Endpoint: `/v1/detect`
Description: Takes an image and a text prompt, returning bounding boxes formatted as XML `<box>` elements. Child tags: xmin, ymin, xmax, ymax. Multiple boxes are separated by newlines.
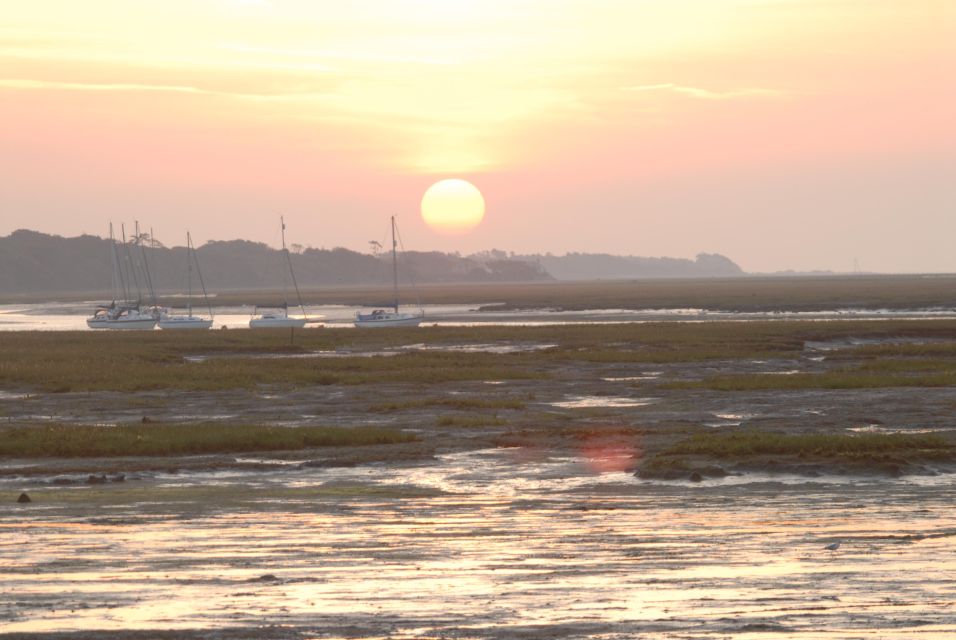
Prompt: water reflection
<box><xmin>3</xmin><ymin>448</ymin><xmax>955</xmax><ymax>636</ymax></box>
<box><xmin>7</xmin><ymin>302</ymin><xmax>956</xmax><ymax>331</ymax></box>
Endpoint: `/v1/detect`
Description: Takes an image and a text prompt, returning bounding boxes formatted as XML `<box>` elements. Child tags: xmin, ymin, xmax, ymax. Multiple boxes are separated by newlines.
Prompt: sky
<box><xmin>1</xmin><ymin>0</ymin><xmax>953</xmax><ymax>272</ymax></box>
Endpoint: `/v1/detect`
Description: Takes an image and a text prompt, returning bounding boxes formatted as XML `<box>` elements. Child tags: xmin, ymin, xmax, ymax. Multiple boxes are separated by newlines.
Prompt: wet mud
<box><xmin>3</xmin><ymin>335</ymin><xmax>956</xmax><ymax>637</ymax></box>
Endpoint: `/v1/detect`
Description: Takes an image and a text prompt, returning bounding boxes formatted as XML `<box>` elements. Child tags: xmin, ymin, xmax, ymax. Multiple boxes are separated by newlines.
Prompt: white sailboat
<box><xmin>250</xmin><ymin>217</ymin><xmax>315</xmax><ymax>328</ymax></box>
<box><xmin>354</xmin><ymin>216</ymin><xmax>424</xmax><ymax>328</ymax></box>
<box><xmin>87</xmin><ymin>223</ymin><xmax>158</xmax><ymax>330</ymax></box>
<box><xmin>158</xmin><ymin>232</ymin><xmax>214</xmax><ymax>330</ymax></box>
<box><xmin>87</xmin><ymin>303</ymin><xmax>159</xmax><ymax>330</ymax></box>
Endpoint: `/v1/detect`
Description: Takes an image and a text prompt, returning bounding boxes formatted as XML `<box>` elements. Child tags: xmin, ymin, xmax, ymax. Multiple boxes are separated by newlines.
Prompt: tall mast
<box><xmin>281</xmin><ymin>216</ymin><xmax>307</xmax><ymax>319</ymax></box>
<box><xmin>108</xmin><ymin>222</ymin><xmax>121</xmax><ymax>304</ymax></box>
<box><xmin>391</xmin><ymin>215</ymin><xmax>399</xmax><ymax>313</ymax></box>
<box><xmin>189</xmin><ymin>231</ymin><xmax>214</xmax><ymax>322</ymax></box>
<box><xmin>136</xmin><ymin>220</ymin><xmax>157</xmax><ymax>306</ymax></box>
<box><xmin>186</xmin><ymin>232</ymin><xmax>193</xmax><ymax>316</ymax></box>
<box><xmin>121</xmin><ymin>223</ymin><xmax>140</xmax><ymax>304</ymax></box>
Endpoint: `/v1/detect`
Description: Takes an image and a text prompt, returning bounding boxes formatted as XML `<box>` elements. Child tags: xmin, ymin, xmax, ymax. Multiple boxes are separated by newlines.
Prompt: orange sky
<box><xmin>1</xmin><ymin>1</ymin><xmax>953</xmax><ymax>272</ymax></box>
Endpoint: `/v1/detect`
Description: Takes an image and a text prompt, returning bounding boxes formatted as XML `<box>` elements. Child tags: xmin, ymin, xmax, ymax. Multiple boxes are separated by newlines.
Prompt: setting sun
<box><xmin>420</xmin><ymin>179</ymin><xmax>486</xmax><ymax>235</ymax></box>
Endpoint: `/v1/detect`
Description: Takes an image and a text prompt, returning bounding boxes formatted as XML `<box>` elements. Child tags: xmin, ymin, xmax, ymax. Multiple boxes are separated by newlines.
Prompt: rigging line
<box><xmin>189</xmin><ymin>232</ymin><xmax>215</xmax><ymax>322</ymax></box>
<box><xmin>121</xmin><ymin>224</ymin><xmax>141</xmax><ymax>304</ymax></box>
<box><xmin>393</xmin><ymin>217</ymin><xmax>423</xmax><ymax>311</ymax></box>
<box><xmin>281</xmin><ymin>216</ymin><xmax>307</xmax><ymax>319</ymax></box>
<box><xmin>109</xmin><ymin>222</ymin><xmax>123</xmax><ymax>305</ymax></box>
<box><xmin>138</xmin><ymin>226</ymin><xmax>158</xmax><ymax>306</ymax></box>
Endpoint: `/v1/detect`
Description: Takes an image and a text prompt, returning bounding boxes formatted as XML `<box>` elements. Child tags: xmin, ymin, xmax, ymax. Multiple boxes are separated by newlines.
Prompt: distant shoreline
<box><xmin>4</xmin><ymin>274</ymin><xmax>956</xmax><ymax>313</ymax></box>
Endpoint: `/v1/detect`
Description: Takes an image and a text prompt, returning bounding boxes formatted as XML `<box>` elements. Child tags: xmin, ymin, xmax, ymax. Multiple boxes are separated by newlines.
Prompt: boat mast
<box><xmin>109</xmin><ymin>222</ymin><xmax>125</xmax><ymax>304</ymax></box>
<box><xmin>281</xmin><ymin>216</ymin><xmax>307</xmax><ymax>319</ymax></box>
<box><xmin>391</xmin><ymin>215</ymin><xmax>399</xmax><ymax>313</ymax></box>
<box><xmin>136</xmin><ymin>221</ymin><xmax>157</xmax><ymax>307</ymax></box>
<box><xmin>121</xmin><ymin>223</ymin><xmax>141</xmax><ymax>304</ymax></box>
<box><xmin>186</xmin><ymin>232</ymin><xmax>193</xmax><ymax>316</ymax></box>
<box><xmin>189</xmin><ymin>232</ymin><xmax>214</xmax><ymax>322</ymax></box>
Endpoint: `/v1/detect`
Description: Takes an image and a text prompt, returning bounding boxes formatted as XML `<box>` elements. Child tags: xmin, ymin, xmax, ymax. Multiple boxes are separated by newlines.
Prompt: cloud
<box><xmin>0</xmin><ymin>77</ymin><xmax>340</xmax><ymax>103</ymax></box>
<box><xmin>620</xmin><ymin>83</ymin><xmax>783</xmax><ymax>100</ymax></box>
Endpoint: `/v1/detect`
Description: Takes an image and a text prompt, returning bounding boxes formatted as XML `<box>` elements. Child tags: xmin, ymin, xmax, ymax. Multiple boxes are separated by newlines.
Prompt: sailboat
<box><xmin>250</xmin><ymin>217</ymin><xmax>314</xmax><ymax>328</ymax></box>
<box><xmin>158</xmin><ymin>232</ymin><xmax>214</xmax><ymax>330</ymax></box>
<box><xmin>87</xmin><ymin>223</ymin><xmax>158</xmax><ymax>330</ymax></box>
<box><xmin>354</xmin><ymin>216</ymin><xmax>424</xmax><ymax>328</ymax></box>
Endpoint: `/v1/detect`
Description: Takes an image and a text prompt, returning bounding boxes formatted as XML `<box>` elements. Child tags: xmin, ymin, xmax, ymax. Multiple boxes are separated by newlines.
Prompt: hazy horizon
<box><xmin>2</xmin><ymin>1</ymin><xmax>953</xmax><ymax>274</ymax></box>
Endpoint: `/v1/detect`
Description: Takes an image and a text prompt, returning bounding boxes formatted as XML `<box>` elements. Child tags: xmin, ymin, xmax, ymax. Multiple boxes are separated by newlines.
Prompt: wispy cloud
<box><xmin>0</xmin><ymin>77</ymin><xmax>341</xmax><ymax>103</ymax></box>
<box><xmin>0</xmin><ymin>78</ymin><xmax>211</xmax><ymax>94</ymax></box>
<box><xmin>220</xmin><ymin>43</ymin><xmax>461</xmax><ymax>66</ymax></box>
<box><xmin>620</xmin><ymin>83</ymin><xmax>783</xmax><ymax>100</ymax></box>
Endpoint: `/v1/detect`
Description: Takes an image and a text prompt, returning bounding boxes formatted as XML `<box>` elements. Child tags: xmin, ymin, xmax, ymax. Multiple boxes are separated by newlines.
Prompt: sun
<box><xmin>420</xmin><ymin>179</ymin><xmax>485</xmax><ymax>235</ymax></box>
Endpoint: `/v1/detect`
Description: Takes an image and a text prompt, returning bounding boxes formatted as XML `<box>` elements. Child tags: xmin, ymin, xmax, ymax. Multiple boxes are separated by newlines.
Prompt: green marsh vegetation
<box><xmin>4</xmin><ymin>319</ymin><xmax>956</xmax><ymax>392</ymax></box>
<box><xmin>436</xmin><ymin>415</ymin><xmax>506</xmax><ymax>428</ymax></box>
<box><xmin>0</xmin><ymin>423</ymin><xmax>416</xmax><ymax>458</ymax></box>
<box><xmin>670</xmin><ymin>335</ymin><xmax>956</xmax><ymax>391</ymax></box>
<box><xmin>662</xmin><ymin>430</ymin><xmax>955</xmax><ymax>459</ymax></box>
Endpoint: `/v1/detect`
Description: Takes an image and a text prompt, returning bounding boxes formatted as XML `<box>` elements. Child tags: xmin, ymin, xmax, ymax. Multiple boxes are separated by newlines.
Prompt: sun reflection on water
<box><xmin>2</xmin><ymin>449</ymin><xmax>955</xmax><ymax>636</ymax></box>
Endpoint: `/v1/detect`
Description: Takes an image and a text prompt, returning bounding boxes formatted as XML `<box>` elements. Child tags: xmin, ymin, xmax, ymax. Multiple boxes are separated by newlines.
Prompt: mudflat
<box><xmin>3</xmin><ymin>319</ymin><xmax>956</xmax><ymax>637</ymax></box>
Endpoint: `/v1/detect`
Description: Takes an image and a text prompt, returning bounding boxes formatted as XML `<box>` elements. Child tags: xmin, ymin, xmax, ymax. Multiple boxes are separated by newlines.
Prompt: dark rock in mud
<box><xmin>689</xmin><ymin>471</ymin><xmax>703</xmax><ymax>482</ymax></box>
<box><xmin>17</xmin><ymin>492</ymin><xmax>31</xmax><ymax>503</ymax></box>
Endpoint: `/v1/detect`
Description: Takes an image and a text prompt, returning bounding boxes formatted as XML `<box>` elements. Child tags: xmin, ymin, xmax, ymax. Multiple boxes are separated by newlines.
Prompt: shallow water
<box><xmin>551</xmin><ymin>396</ymin><xmax>659</xmax><ymax>409</ymax></box>
<box><xmin>4</xmin><ymin>448</ymin><xmax>954</xmax><ymax>638</ymax></box>
<box><xmin>6</xmin><ymin>302</ymin><xmax>956</xmax><ymax>331</ymax></box>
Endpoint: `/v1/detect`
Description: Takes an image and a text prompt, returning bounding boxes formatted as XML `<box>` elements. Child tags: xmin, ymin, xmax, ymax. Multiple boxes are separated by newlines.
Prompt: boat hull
<box><xmin>86</xmin><ymin>318</ymin><xmax>158</xmax><ymax>330</ymax></box>
<box><xmin>158</xmin><ymin>317</ymin><xmax>213</xmax><ymax>330</ymax></box>
<box><xmin>249</xmin><ymin>317</ymin><xmax>309</xmax><ymax>329</ymax></box>
<box><xmin>354</xmin><ymin>312</ymin><xmax>424</xmax><ymax>328</ymax></box>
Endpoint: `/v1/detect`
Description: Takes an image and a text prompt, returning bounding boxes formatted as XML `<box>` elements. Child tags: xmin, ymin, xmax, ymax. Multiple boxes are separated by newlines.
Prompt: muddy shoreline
<box><xmin>5</xmin><ymin>321</ymin><xmax>956</xmax><ymax>637</ymax></box>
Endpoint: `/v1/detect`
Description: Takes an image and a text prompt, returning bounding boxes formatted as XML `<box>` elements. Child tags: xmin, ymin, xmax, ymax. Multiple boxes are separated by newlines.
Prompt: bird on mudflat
<box><xmin>824</xmin><ymin>541</ymin><xmax>841</xmax><ymax>551</ymax></box>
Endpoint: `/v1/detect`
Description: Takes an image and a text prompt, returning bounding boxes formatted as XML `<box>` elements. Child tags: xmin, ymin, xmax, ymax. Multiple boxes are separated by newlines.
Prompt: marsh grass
<box><xmin>669</xmin><ymin>356</ymin><xmax>956</xmax><ymax>390</ymax></box>
<box><xmin>665</xmin><ymin>431</ymin><xmax>954</xmax><ymax>458</ymax></box>
<box><xmin>5</xmin><ymin>320</ymin><xmax>956</xmax><ymax>391</ymax></box>
<box><xmin>0</xmin><ymin>423</ymin><xmax>416</xmax><ymax>458</ymax></box>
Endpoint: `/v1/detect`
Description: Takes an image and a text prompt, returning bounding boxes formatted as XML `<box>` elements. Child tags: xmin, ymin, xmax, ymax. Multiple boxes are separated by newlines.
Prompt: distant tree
<box><xmin>290</xmin><ymin>243</ymin><xmax>304</xmax><ymax>254</ymax></box>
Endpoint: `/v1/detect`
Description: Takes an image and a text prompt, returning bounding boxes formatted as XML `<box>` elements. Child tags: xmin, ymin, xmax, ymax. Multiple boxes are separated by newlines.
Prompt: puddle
<box><xmin>184</xmin><ymin>350</ymin><xmax>400</xmax><ymax>363</ymax></box>
<box><xmin>184</xmin><ymin>343</ymin><xmax>556</xmax><ymax>363</ymax></box>
<box><xmin>804</xmin><ymin>337</ymin><xmax>952</xmax><ymax>352</ymax></box>
<box><xmin>705</xmin><ymin>411</ymin><xmax>757</xmax><ymax>428</ymax></box>
<box><xmin>551</xmin><ymin>396</ymin><xmax>658</xmax><ymax>409</ymax></box>
<box><xmin>400</xmin><ymin>342</ymin><xmax>557</xmax><ymax>354</ymax></box>
<box><xmin>0</xmin><ymin>391</ymin><xmax>31</xmax><ymax>400</ymax></box>
<box><xmin>848</xmin><ymin>425</ymin><xmax>954</xmax><ymax>434</ymax></box>
<box><xmin>601</xmin><ymin>373</ymin><xmax>661</xmax><ymax>382</ymax></box>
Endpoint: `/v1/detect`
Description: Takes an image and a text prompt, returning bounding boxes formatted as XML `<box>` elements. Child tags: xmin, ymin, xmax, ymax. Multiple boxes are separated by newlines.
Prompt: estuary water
<box><xmin>3</xmin><ymin>448</ymin><xmax>954</xmax><ymax>638</ymax></box>
<box><xmin>4</xmin><ymin>302</ymin><xmax>956</xmax><ymax>331</ymax></box>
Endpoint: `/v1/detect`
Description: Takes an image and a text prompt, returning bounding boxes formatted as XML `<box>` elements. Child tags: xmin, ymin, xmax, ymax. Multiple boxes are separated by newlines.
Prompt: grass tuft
<box><xmin>664</xmin><ymin>431</ymin><xmax>954</xmax><ymax>458</ymax></box>
<box><xmin>0</xmin><ymin>423</ymin><xmax>416</xmax><ymax>458</ymax></box>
